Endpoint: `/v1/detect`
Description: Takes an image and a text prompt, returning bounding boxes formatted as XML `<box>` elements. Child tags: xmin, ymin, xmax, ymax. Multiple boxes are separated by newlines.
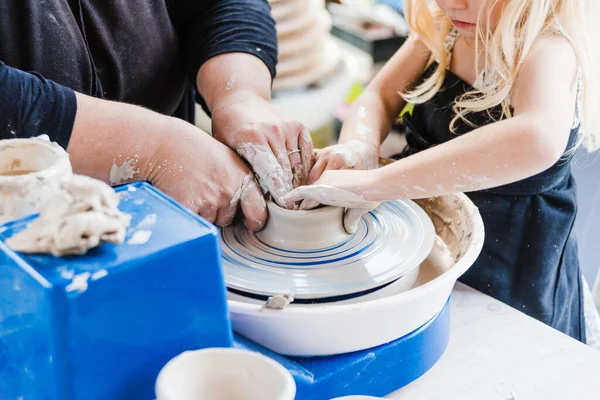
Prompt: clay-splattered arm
<box><xmin>368</xmin><ymin>35</ymin><xmax>578</xmax><ymax>201</ymax></box>
<box><xmin>68</xmin><ymin>92</ymin><xmax>267</xmax><ymax>231</ymax></box>
<box><xmin>286</xmin><ymin>36</ymin><xmax>578</xmax><ymax>221</ymax></box>
<box><xmin>338</xmin><ymin>35</ymin><xmax>432</xmax><ymax>152</ymax></box>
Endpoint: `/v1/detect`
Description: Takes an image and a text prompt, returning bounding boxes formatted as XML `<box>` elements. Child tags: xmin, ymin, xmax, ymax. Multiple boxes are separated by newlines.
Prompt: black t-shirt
<box><xmin>0</xmin><ymin>0</ymin><xmax>277</xmax><ymax>149</ymax></box>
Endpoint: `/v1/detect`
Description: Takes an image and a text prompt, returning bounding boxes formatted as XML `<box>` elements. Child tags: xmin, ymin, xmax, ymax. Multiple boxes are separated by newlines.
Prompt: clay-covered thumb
<box><xmin>343</xmin><ymin>207</ymin><xmax>372</xmax><ymax>234</ymax></box>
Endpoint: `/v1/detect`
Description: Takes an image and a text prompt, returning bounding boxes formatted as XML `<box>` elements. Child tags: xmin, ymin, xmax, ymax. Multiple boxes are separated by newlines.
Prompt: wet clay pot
<box><xmin>256</xmin><ymin>201</ymin><xmax>350</xmax><ymax>250</ymax></box>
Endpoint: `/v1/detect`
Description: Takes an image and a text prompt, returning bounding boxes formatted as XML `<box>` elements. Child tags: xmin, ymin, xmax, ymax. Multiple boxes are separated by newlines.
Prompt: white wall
<box><xmin>575</xmin><ymin>1</ymin><xmax>600</xmax><ymax>286</ymax></box>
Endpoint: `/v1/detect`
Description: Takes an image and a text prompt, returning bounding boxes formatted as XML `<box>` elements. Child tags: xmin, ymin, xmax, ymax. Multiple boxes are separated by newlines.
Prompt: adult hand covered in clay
<box><xmin>67</xmin><ymin>93</ymin><xmax>267</xmax><ymax>232</ymax></box>
<box><xmin>301</xmin><ymin>140</ymin><xmax>379</xmax><ymax>210</ymax></box>
<box><xmin>147</xmin><ymin>118</ymin><xmax>267</xmax><ymax>231</ymax></box>
<box><xmin>282</xmin><ymin>170</ymin><xmax>380</xmax><ymax>234</ymax></box>
<box><xmin>210</xmin><ymin>94</ymin><xmax>313</xmax><ymax>209</ymax></box>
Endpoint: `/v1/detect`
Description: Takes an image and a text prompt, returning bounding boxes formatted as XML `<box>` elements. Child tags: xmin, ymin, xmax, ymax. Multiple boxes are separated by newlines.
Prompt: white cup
<box><xmin>330</xmin><ymin>397</ymin><xmax>384</xmax><ymax>400</ymax></box>
<box><xmin>0</xmin><ymin>136</ymin><xmax>72</xmax><ymax>224</ymax></box>
<box><xmin>155</xmin><ymin>348</ymin><xmax>296</xmax><ymax>400</ymax></box>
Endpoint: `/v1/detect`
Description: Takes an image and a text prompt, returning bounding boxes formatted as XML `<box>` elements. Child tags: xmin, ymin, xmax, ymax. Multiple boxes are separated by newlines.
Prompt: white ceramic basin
<box><xmin>227</xmin><ymin>193</ymin><xmax>485</xmax><ymax>356</ymax></box>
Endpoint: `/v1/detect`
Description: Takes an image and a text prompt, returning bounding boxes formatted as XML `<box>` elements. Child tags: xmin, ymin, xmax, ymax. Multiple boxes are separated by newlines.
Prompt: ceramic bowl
<box><xmin>227</xmin><ymin>193</ymin><xmax>485</xmax><ymax>356</ymax></box>
<box><xmin>0</xmin><ymin>136</ymin><xmax>72</xmax><ymax>224</ymax></box>
<box><xmin>155</xmin><ymin>348</ymin><xmax>296</xmax><ymax>400</ymax></box>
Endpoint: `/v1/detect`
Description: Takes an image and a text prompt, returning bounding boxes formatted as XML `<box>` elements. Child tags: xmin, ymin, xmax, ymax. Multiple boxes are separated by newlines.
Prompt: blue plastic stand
<box><xmin>0</xmin><ymin>181</ymin><xmax>451</xmax><ymax>400</ymax></box>
<box><xmin>235</xmin><ymin>299</ymin><xmax>450</xmax><ymax>400</ymax></box>
<box><xmin>0</xmin><ymin>182</ymin><xmax>232</xmax><ymax>400</ymax></box>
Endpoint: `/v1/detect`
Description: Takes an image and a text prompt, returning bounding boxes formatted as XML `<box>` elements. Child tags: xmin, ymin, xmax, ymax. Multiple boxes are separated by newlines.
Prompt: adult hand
<box><xmin>282</xmin><ymin>169</ymin><xmax>380</xmax><ymax>234</ymax></box>
<box><xmin>67</xmin><ymin>93</ymin><xmax>266</xmax><ymax>230</ymax></box>
<box><xmin>210</xmin><ymin>92</ymin><xmax>313</xmax><ymax>209</ymax></box>
<box><xmin>147</xmin><ymin>118</ymin><xmax>267</xmax><ymax>231</ymax></box>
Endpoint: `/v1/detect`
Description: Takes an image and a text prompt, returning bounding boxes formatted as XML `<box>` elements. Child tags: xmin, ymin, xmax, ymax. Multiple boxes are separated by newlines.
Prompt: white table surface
<box><xmin>387</xmin><ymin>282</ymin><xmax>600</xmax><ymax>400</ymax></box>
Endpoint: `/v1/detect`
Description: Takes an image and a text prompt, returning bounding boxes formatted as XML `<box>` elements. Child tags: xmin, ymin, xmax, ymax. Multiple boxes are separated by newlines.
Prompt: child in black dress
<box><xmin>285</xmin><ymin>0</ymin><xmax>599</xmax><ymax>342</ymax></box>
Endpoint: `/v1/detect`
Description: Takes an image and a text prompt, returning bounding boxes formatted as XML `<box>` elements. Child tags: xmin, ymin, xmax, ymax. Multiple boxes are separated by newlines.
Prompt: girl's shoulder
<box><xmin>514</xmin><ymin>32</ymin><xmax>578</xmax><ymax>89</ymax></box>
<box><xmin>531</xmin><ymin>31</ymin><xmax>577</xmax><ymax>59</ymax></box>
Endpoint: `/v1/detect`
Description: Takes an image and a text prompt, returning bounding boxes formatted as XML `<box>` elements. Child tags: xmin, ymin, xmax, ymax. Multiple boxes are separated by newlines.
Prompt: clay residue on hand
<box><xmin>291</xmin><ymin>128</ymin><xmax>313</xmax><ymax>189</ymax></box>
<box><xmin>346</xmin><ymin>139</ymin><xmax>378</xmax><ymax>170</ymax></box>
<box><xmin>236</xmin><ymin>143</ymin><xmax>294</xmax><ymax>208</ymax></box>
<box><xmin>7</xmin><ymin>175</ymin><xmax>131</xmax><ymax>256</ymax></box>
<box><xmin>230</xmin><ymin>173</ymin><xmax>257</xmax><ymax>206</ymax></box>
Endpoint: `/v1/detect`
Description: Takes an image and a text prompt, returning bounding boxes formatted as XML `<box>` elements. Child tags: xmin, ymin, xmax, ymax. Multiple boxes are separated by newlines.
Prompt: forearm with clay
<box><xmin>365</xmin><ymin>115</ymin><xmax>570</xmax><ymax>202</ymax></box>
<box><xmin>341</xmin><ymin>33</ymin><xmax>432</xmax><ymax>149</ymax></box>
<box><xmin>67</xmin><ymin>92</ymin><xmax>166</xmax><ymax>184</ymax></box>
<box><xmin>285</xmin><ymin>115</ymin><xmax>569</xmax><ymax>219</ymax></box>
<box><xmin>197</xmin><ymin>53</ymin><xmax>272</xmax><ymax>111</ymax></box>
<box><xmin>68</xmin><ymin>92</ymin><xmax>267</xmax><ymax>230</ymax></box>
<box><xmin>363</xmin><ymin>37</ymin><xmax>578</xmax><ymax>203</ymax></box>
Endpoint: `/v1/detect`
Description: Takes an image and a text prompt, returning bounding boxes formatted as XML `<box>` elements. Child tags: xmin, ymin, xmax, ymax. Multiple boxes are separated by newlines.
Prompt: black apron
<box><xmin>393</xmin><ymin>66</ymin><xmax>586</xmax><ymax>342</ymax></box>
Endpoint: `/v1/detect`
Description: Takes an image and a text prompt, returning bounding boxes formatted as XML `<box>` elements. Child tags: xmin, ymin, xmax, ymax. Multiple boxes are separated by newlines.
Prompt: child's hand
<box><xmin>303</xmin><ymin>140</ymin><xmax>378</xmax><ymax>209</ymax></box>
<box><xmin>283</xmin><ymin>169</ymin><xmax>380</xmax><ymax>234</ymax></box>
<box><xmin>309</xmin><ymin>140</ymin><xmax>378</xmax><ymax>183</ymax></box>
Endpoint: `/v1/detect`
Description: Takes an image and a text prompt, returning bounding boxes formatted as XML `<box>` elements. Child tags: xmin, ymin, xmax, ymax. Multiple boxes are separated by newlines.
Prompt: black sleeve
<box><xmin>0</xmin><ymin>61</ymin><xmax>77</xmax><ymax>149</ymax></box>
<box><xmin>170</xmin><ymin>0</ymin><xmax>278</xmax><ymax>84</ymax></box>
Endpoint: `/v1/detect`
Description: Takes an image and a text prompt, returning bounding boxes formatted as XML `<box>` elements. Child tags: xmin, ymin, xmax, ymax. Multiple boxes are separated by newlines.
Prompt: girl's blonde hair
<box><xmin>402</xmin><ymin>0</ymin><xmax>600</xmax><ymax>152</ymax></box>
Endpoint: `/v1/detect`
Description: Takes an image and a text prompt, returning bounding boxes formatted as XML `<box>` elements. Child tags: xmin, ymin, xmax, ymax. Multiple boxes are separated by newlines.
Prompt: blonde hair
<box><xmin>402</xmin><ymin>0</ymin><xmax>600</xmax><ymax>152</ymax></box>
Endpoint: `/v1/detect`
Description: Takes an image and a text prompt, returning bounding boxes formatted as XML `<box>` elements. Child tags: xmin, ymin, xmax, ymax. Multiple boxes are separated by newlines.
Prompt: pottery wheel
<box><xmin>220</xmin><ymin>200</ymin><xmax>435</xmax><ymax>299</ymax></box>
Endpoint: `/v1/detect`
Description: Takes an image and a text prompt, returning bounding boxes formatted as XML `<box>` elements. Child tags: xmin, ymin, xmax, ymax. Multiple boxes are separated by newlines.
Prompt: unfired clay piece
<box><xmin>264</xmin><ymin>293</ymin><xmax>295</xmax><ymax>310</ymax></box>
<box><xmin>257</xmin><ymin>201</ymin><xmax>349</xmax><ymax>250</ymax></box>
<box><xmin>7</xmin><ymin>175</ymin><xmax>131</xmax><ymax>256</ymax></box>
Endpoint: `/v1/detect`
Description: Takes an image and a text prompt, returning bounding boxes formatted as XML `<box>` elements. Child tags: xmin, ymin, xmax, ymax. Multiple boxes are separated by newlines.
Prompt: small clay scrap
<box><xmin>264</xmin><ymin>293</ymin><xmax>295</xmax><ymax>310</ymax></box>
<box><xmin>7</xmin><ymin>175</ymin><xmax>131</xmax><ymax>256</ymax></box>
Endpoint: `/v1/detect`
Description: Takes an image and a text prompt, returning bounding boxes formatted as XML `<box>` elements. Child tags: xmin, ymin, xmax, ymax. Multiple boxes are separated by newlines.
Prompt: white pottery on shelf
<box><xmin>272</xmin><ymin>39</ymin><xmax>343</xmax><ymax>92</ymax></box>
<box><xmin>269</xmin><ymin>0</ymin><xmax>342</xmax><ymax>91</ymax></box>
<box><xmin>221</xmin><ymin>199</ymin><xmax>435</xmax><ymax>299</ymax></box>
<box><xmin>0</xmin><ymin>136</ymin><xmax>73</xmax><ymax>225</ymax></box>
<box><xmin>226</xmin><ymin>193</ymin><xmax>485</xmax><ymax>356</ymax></box>
<box><xmin>155</xmin><ymin>348</ymin><xmax>296</xmax><ymax>400</ymax></box>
